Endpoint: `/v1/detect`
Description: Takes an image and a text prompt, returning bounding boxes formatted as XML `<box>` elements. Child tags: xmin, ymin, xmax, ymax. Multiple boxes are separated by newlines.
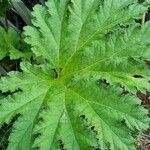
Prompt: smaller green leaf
<box><xmin>0</xmin><ymin>0</ymin><xmax>10</xmax><ymax>16</ymax></box>
<box><xmin>0</xmin><ymin>27</ymin><xmax>31</xmax><ymax>60</ymax></box>
<box><xmin>11</xmin><ymin>0</ymin><xmax>32</xmax><ymax>25</ymax></box>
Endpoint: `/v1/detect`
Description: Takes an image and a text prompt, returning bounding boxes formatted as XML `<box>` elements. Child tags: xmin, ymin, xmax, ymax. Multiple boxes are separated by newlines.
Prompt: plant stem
<box><xmin>141</xmin><ymin>12</ymin><xmax>146</xmax><ymax>25</ymax></box>
<box><xmin>54</xmin><ymin>68</ymin><xmax>60</xmax><ymax>79</ymax></box>
<box><xmin>4</xmin><ymin>14</ymin><xmax>8</xmax><ymax>31</ymax></box>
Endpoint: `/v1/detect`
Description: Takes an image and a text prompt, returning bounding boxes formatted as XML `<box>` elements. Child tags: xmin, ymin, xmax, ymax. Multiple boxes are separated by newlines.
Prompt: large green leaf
<box><xmin>0</xmin><ymin>0</ymin><xmax>150</xmax><ymax>150</ymax></box>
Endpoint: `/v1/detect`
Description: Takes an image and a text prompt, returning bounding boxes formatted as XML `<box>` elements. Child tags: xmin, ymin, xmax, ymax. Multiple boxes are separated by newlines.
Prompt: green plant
<box><xmin>0</xmin><ymin>0</ymin><xmax>150</xmax><ymax>149</ymax></box>
<box><xmin>0</xmin><ymin>26</ymin><xmax>31</xmax><ymax>61</ymax></box>
<box><xmin>0</xmin><ymin>0</ymin><xmax>10</xmax><ymax>16</ymax></box>
<box><xmin>0</xmin><ymin>27</ymin><xmax>22</xmax><ymax>60</ymax></box>
<box><xmin>11</xmin><ymin>0</ymin><xmax>32</xmax><ymax>25</ymax></box>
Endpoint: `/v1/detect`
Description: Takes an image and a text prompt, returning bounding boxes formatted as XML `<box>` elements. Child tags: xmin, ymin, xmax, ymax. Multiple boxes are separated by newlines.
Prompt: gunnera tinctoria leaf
<box><xmin>0</xmin><ymin>0</ymin><xmax>150</xmax><ymax>150</ymax></box>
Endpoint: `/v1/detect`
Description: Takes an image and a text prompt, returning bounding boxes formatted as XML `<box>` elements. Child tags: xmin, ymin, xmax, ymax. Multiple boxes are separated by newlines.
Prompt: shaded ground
<box><xmin>137</xmin><ymin>92</ymin><xmax>150</xmax><ymax>150</ymax></box>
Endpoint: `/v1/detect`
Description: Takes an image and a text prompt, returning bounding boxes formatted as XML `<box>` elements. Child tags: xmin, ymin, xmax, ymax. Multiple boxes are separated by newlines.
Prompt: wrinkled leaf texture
<box><xmin>0</xmin><ymin>0</ymin><xmax>150</xmax><ymax>150</ymax></box>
